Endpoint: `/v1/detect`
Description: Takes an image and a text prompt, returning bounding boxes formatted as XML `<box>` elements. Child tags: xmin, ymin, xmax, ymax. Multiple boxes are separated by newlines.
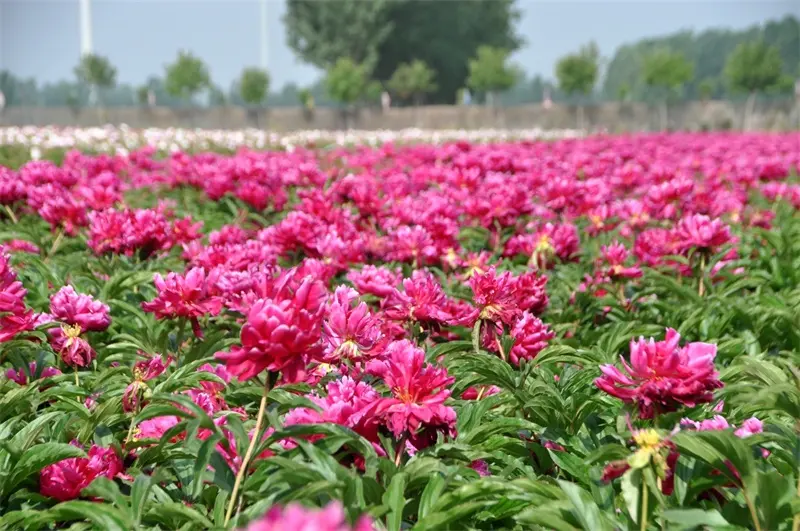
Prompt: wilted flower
<box><xmin>51</xmin><ymin>324</ymin><xmax>97</xmax><ymax>368</ymax></box>
<box><xmin>595</xmin><ymin>328</ymin><xmax>722</xmax><ymax>419</ymax></box>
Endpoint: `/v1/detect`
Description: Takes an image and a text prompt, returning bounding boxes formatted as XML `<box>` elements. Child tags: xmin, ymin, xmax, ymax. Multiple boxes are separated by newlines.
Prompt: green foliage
<box><xmin>285</xmin><ymin>0</ymin><xmax>393</xmax><ymax>71</ymax></box>
<box><xmin>697</xmin><ymin>78</ymin><xmax>717</xmax><ymax>100</ymax></box>
<box><xmin>239</xmin><ymin>68</ymin><xmax>271</xmax><ymax>107</ymax></box>
<box><xmin>467</xmin><ymin>46</ymin><xmax>518</xmax><ymax>99</ymax></box>
<box><xmin>325</xmin><ymin>58</ymin><xmax>369</xmax><ymax>106</ymax></box>
<box><xmin>73</xmin><ymin>54</ymin><xmax>117</xmax><ymax>91</ymax></box>
<box><xmin>641</xmin><ymin>49</ymin><xmax>694</xmax><ymax>95</ymax></box>
<box><xmin>603</xmin><ymin>14</ymin><xmax>799</xmax><ymax>101</ymax></box>
<box><xmin>555</xmin><ymin>42</ymin><xmax>600</xmax><ymax>96</ymax></box>
<box><xmin>164</xmin><ymin>51</ymin><xmax>211</xmax><ymax>102</ymax></box>
<box><xmin>724</xmin><ymin>40</ymin><xmax>785</xmax><ymax>94</ymax></box>
<box><xmin>387</xmin><ymin>60</ymin><xmax>437</xmax><ymax>104</ymax></box>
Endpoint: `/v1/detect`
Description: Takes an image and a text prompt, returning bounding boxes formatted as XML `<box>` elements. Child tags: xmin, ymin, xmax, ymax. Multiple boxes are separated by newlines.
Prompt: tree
<box><xmin>467</xmin><ymin>46</ymin><xmax>518</xmax><ymax>107</ymax></box>
<box><xmin>724</xmin><ymin>40</ymin><xmax>784</xmax><ymax>128</ymax></box>
<box><xmin>325</xmin><ymin>58</ymin><xmax>369</xmax><ymax>128</ymax></box>
<box><xmin>375</xmin><ymin>0</ymin><xmax>521</xmax><ymax>103</ymax></box>
<box><xmin>164</xmin><ymin>51</ymin><xmax>211</xmax><ymax>104</ymax></box>
<box><xmin>73</xmin><ymin>53</ymin><xmax>117</xmax><ymax>109</ymax></box>
<box><xmin>239</xmin><ymin>68</ymin><xmax>270</xmax><ymax>107</ymax></box>
<box><xmin>641</xmin><ymin>49</ymin><xmax>694</xmax><ymax>129</ymax></box>
<box><xmin>285</xmin><ymin>0</ymin><xmax>393</xmax><ymax>71</ymax></box>
<box><xmin>698</xmin><ymin>78</ymin><xmax>717</xmax><ymax>101</ymax></box>
<box><xmin>555</xmin><ymin>42</ymin><xmax>599</xmax><ymax>128</ymax></box>
<box><xmin>387</xmin><ymin>60</ymin><xmax>437</xmax><ymax>106</ymax></box>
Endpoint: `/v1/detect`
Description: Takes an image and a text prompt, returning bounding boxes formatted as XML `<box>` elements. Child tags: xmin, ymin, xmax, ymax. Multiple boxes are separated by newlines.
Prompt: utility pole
<box><xmin>259</xmin><ymin>0</ymin><xmax>268</xmax><ymax>70</ymax></box>
<box><xmin>79</xmin><ymin>0</ymin><xmax>96</xmax><ymax>106</ymax></box>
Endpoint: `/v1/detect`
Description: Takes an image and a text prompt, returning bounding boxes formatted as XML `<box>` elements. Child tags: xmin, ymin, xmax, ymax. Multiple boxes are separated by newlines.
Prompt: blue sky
<box><xmin>1</xmin><ymin>1</ymin><xmax>797</xmax><ymax>89</ymax></box>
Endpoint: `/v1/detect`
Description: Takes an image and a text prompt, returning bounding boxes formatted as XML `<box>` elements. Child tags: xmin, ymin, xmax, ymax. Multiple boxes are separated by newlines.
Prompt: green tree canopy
<box><xmin>374</xmin><ymin>0</ymin><xmax>521</xmax><ymax>104</ymax></box>
<box><xmin>467</xmin><ymin>46</ymin><xmax>518</xmax><ymax>100</ymax></box>
<box><xmin>603</xmin><ymin>15</ymin><xmax>798</xmax><ymax>100</ymax></box>
<box><xmin>555</xmin><ymin>42</ymin><xmax>599</xmax><ymax>96</ymax></box>
<box><xmin>285</xmin><ymin>0</ymin><xmax>393</xmax><ymax>71</ymax></box>
<box><xmin>239</xmin><ymin>68</ymin><xmax>271</xmax><ymax>106</ymax></box>
<box><xmin>724</xmin><ymin>40</ymin><xmax>784</xmax><ymax>94</ymax></box>
<box><xmin>387</xmin><ymin>60</ymin><xmax>437</xmax><ymax>104</ymax></box>
<box><xmin>74</xmin><ymin>54</ymin><xmax>117</xmax><ymax>91</ymax></box>
<box><xmin>325</xmin><ymin>58</ymin><xmax>369</xmax><ymax>106</ymax></box>
<box><xmin>164</xmin><ymin>51</ymin><xmax>211</xmax><ymax>102</ymax></box>
<box><xmin>641</xmin><ymin>49</ymin><xmax>694</xmax><ymax>95</ymax></box>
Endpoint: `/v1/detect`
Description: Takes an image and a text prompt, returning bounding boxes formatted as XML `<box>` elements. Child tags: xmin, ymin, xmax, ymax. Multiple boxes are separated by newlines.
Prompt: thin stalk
<box><xmin>640</xmin><ymin>477</ymin><xmax>648</xmax><ymax>531</ymax></box>
<box><xmin>394</xmin><ymin>434</ymin><xmax>408</xmax><ymax>467</ymax></box>
<box><xmin>744</xmin><ymin>489</ymin><xmax>762</xmax><ymax>531</ymax></box>
<box><xmin>47</xmin><ymin>228</ymin><xmax>64</xmax><ymax>261</ymax></box>
<box><xmin>475</xmin><ymin>386</ymin><xmax>486</xmax><ymax>401</ymax></box>
<box><xmin>472</xmin><ymin>320</ymin><xmax>482</xmax><ymax>355</ymax></box>
<box><xmin>792</xmin><ymin>471</ymin><xmax>800</xmax><ymax>531</ymax></box>
<box><xmin>495</xmin><ymin>337</ymin><xmax>507</xmax><ymax>363</ymax></box>
<box><xmin>74</xmin><ymin>367</ymin><xmax>79</xmax><ymax>387</ymax></box>
<box><xmin>175</xmin><ymin>318</ymin><xmax>187</xmax><ymax>357</ymax></box>
<box><xmin>3</xmin><ymin>205</ymin><xmax>18</xmax><ymax>224</ymax></box>
<box><xmin>697</xmin><ymin>253</ymin><xmax>706</xmax><ymax>297</ymax></box>
<box><xmin>224</xmin><ymin>378</ymin><xmax>271</xmax><ymax>526</ymax></box>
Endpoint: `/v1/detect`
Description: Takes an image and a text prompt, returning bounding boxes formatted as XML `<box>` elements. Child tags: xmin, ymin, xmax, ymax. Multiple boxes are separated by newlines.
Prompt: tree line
<box><xmin>0</xmin><ymin>2</ymin><xmax>796</xmax><ymax>114</ymax></box>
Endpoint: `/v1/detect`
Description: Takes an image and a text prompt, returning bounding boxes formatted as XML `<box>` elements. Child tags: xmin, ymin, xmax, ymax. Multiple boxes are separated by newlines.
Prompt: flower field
<box><xmin>1</xmin><ymin>131</ymin><xmax>799</xmax><ymax>530</ymax></box>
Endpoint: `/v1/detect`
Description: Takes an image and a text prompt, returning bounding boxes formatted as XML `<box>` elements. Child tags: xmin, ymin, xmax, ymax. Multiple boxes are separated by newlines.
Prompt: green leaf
<box><xmin>5</xmin><ymin>443</ymin><xmax>86</xmax><ymax>496</ymax></box>
<box><xmin>417</xmin><ymin>474</ymin><xmax>446</xmax><ymax>520</ymax></box>
<box><xmin>48</xmin><ymin>500</ymin><xmax>131</xmax><ymax>531</ymax></box>
<box><xmin>557</xmin><ymin>480</ymin><xmax>610</xmax><ymax>531</ymax></box>
<box><xmin>662</xmin><ymin>508</ymin><xmax>731</xmax><ymax>528</ymax></box>
<box><xmin>383</xmin><ymin>472</ymin><xmax>407</xmax><ymax>531</ymax></box>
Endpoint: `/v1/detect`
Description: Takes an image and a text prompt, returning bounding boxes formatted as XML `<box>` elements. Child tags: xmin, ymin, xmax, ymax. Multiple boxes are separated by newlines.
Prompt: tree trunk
<box><xmin>577</xmin><ymin>105</ymin><xmax>585</xmax><ymax>131</ymax></box>
<box><xmin>743</xmin><ymin>91</ymin><xmax>756</xmax><ymax>131</ymax></box>
<box><xmin>660</xmin><ymin>100</ymin><xmax>668</xmax><ymax>131</ymax></box>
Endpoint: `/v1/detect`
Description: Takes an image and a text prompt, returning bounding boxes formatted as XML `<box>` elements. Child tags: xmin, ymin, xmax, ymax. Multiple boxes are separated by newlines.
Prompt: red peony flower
<box><xmin>673</xmin><ymin>214</ymin><xmax>732</xmax><ymax>256</ymax></box>
<box><xmin>40</xmin><ymin>445</ymin><xmax>122</xmax><ymax>501</ymax></box>
<box><xmin>507</xmin><ymin>312</ymin><xmax>555</xmax><ymax>366</ymax></box>
<box><xmin>595</xmin><ymin>328</ymin><xmax>723</xmax><ymax>419</ymax></box>
<box><xmin>322</xmin><ymin>286</ymin><xmax>382</xmax><ymax>362</ymax></box>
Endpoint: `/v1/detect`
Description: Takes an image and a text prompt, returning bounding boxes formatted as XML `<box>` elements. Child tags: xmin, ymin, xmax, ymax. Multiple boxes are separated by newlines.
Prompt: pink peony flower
<box><xmin>507</xmin><ymin>312</ymin><xmax>555</xmax><ymax>366</ymax></box>
<box><xmin>244</xmin><ymin>502</ymin><xmax>374</xmax><ymax>531</ymax></box>
<box><xmin>346</xmin><ymin>265</ymin><xmax>402</xmax><ymax>298</ymax></box>
<box><xmin>383</xmin><ymin>270</ymin><xmax>453</xmax><ymax>327</ymax></box>
<box><xmin>49</xmin><ymin>286</ymin><xmax>111</xmax><ymax>332</ymax></box>
<box><xmin>599</xmin><ymin>241</ymin><xmax>642</xmax><ymax>280</ymax></box>
<box><xmin>40</xmin><ymin>445</ymin><xmax>122</xmax><ymax>501</ymax></box>
<box><xmin>5</xmin><ymin>362</ymin><xmax>62</xmax><ymax>385</ymax></box>
<box><xmin>673</xmin><ymin>214</ymin><xmax>732</xmax><ymax>255</ymax></box>
<box><xmin>322</xmin><ymin>286</ymin><xmax>382</xmax><ymax>362</ymax></box>
<box><xmin>366</xmin><ymin>340</ymin><xmax>457</xmax><ymax>450</ymax></box>
<box><xmin>51</xmin><ymin>324</ymin><xmax>97</xmax><ymax>368</ymax></box>
<box><xmin>216</xmin><ymin>276</ymin><xmax>328</xmax><ymax>382</ymax></box>
<box><xmin>595</xmin><ymin>328</ymin><xmax>722</xmax><ymax>419</ymax></box>
<box><xmin>142</xmin><ymin>267</ymin><xmax>223</xmax><ymax>338</ymax></box>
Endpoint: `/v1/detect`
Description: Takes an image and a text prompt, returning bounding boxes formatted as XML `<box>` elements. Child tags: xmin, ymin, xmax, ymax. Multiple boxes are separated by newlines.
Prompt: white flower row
<box><xmin>0</xmin><ymin>126</ymin><xmax>584</xmax><ymax>155</ymax></box>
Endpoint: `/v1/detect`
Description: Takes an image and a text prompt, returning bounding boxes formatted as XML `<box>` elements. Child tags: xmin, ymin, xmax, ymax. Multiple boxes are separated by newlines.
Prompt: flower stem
<box><xmin>495</xmin><ymin>337</ymin><xmax>507</xmax><ymax>363</ymax></box>
<box><xmin>224</xmin><ymin>377</ymin><xmax>271</xmax><ymax>526</ymax></box>
<box><xmin>744</xmin><ymin>489</ymin><xmax>762</xmax><ymax>531</ymax></box>
<box><xmin>74</xmin><ymin>367</ymin><xmax>79</xmax><ymax>387</ymax></box>
<box><xmin>640</xmin><ymin>476</ymin><xmax>648</xmax><ymax>531</ymax></box>
<box><xmin>3</xmin><ymin>205</ymin><xmax>17</xmax><ymax>224</ymax></box>
<box><xmin>47</xmin><ymin>228</ymin><xmax>64</xmax><ymax>261</ymax></box>
<box><xmin>792</xmin><ymin>471</ymin><xmax>800</xmax><ymax>531</ymax></box>
<box><xmin>394</xmin><ymin>434</ymin><xmax>408</xmax><ymax>467</ymax></box>
<box><xmin>472</xmin><ymin>320</ymin><xmax>482</xmax><ymax>355</ymax></box>
<box><xmin>697</xmin><ymin>253</ymin><xmax>706</xmax><ymax>297</ymax></box>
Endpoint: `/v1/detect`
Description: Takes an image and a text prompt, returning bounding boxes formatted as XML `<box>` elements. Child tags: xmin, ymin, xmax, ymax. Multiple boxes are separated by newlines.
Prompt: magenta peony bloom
<box><xmin>595</xmin><ymin>328</ymin><xmax>722</xmax><ymax>419</ymax></box>
<box><xmin>1</xmin><ymin>252</ymin><xmax>27</xmax><ymax>315</ymax></box>
<box><xmin>142</xmin><ymin>267</ymin><xmax>223</xmax><ymax>337</ymax></box>
<box><xmin>599</xmin><ymin>241</ymin><xmax>642</xmax><ymax>280</ymax></box>
<box><xmin>133</xmin><ymin>354</ymin><xmax>171</xmax><ymax>381</ymax></box>
<box><xmin>216</xmin><ymin>276</ymin><xmax>328</xmax><ymax>381</ymax></box>
<box><xmin>673</xmin><ymin>214</ymin><xmax>732</xmax><ymax>255</ymax></box>
<box><xmin>383</xmin><ymin>270</ymin><xmax>452</xmax><ymax>327</ymax></box>
<box><xmin>244</xmin><ymin>501</ymin><xmax>374</xmax><ymax>531</ymax></box>
<box><xmin>366</xmin><ymin>340</ymin><xmax>456</xmax><ymax>449</ymax></box>
<box><xmin>5</xmin><ymin>362</ymin><xmax>62</xmax><ymax>385</ymax></box>
<box><xmin>49</xmin><ymin>286</ymin><xmax>111</xmax><ymax>332</ymax></box>
<box><xmin>322</xmin><ymin>286</ymin><xmax>382</xmax><ymax>362</ymax></box>
<box><xmin>512</xmin><ymin>271</ymin><xmax>549</xmax><ymax>316</ymax></box>
<box><xmin>468</xmin><ymin>267</ymin><xmax>521</xmax><ymax>326</ymax></box>
<box><xmin>40</xmin><ymin>445</ymin><xmax>122</xmax><ymax>501</ymax></box>
<box><xmin>507</xmin><ymin>312</ymin><xmax>555</xmax><ymax>366</ymax></box>
<box><xmin>346</xmin><ymin>265</ymin><xmax>402</xmax><ymax>298</ymax></box>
